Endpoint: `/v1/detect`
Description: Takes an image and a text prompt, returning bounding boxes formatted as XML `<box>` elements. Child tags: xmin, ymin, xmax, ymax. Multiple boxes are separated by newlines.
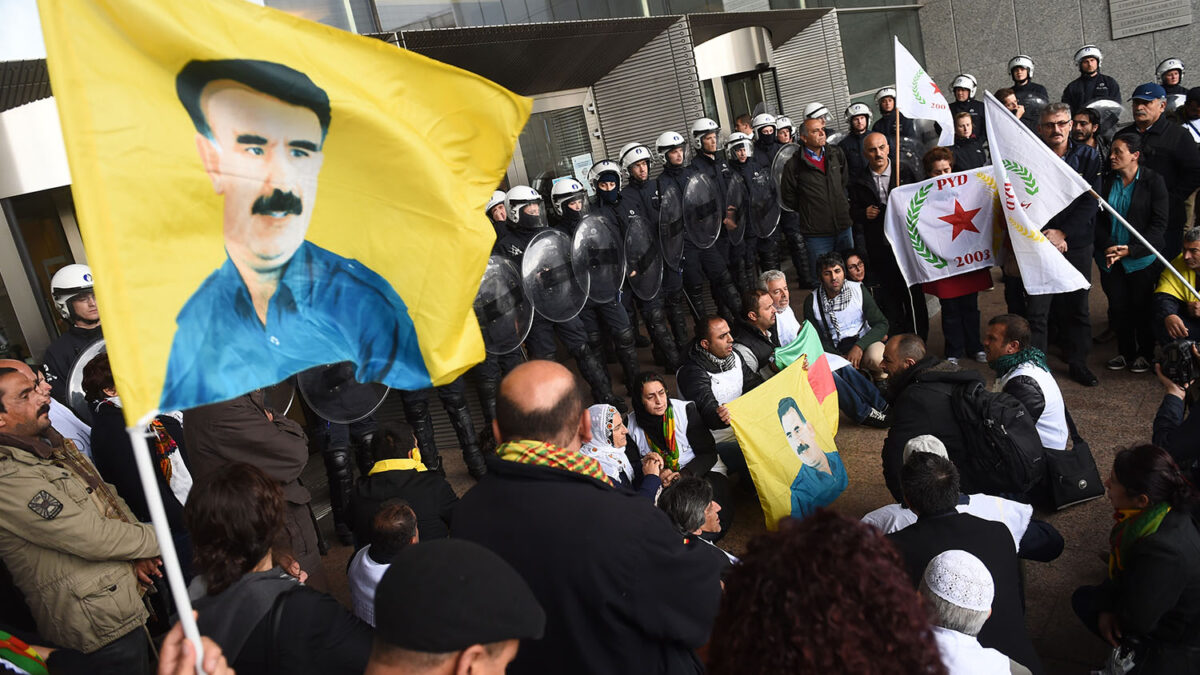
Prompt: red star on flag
<box><xmin>930</xmin><ymin>81</ymin><xmax>941</xmax><ymax>95</ymax></box>
<box><xmin>939</xmin><ymin>199</ymin><xmax>981</xmax><ymax>240</ymax></box>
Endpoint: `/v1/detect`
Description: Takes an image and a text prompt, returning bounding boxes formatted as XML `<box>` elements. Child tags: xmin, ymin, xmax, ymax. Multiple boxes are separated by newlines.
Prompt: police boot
<box><xmin>684</xmin><ymin>284</ymin><xmax>708</xmax><ymax>324</ymax></box>
<box><xmin>444</xmin><ymin>398</ymin><xmax>487</xmax><ymax>480</ymax></box>
<box><xmin>787</xmin><ymin>232</ymin><xmax>815</xmax><ymax>288</ymax></box>
<box><xmin>352</xmin><ymin>431</ymin><xmax>374</xmax><ymax>476</ymax></box>
<box><xmin>613</xmin><ymin>326</ymin><xmax>642</xmax><ymax>397</ymax></box>
<box><xmin>644</xmin><ymin>305</ymin><xmax>683</xmax><ymax>371</ymax></box>
<box><xmin>572</xmin><ymin>345</ymin><xmax>625</xmax><ymax>412</ymax></box>
<box><xmin>400</xmin><ymin>390</ymin><xmax>443</xmax><ymax>475</ymax></box>
<box><xmin>758</xmin><ymin>238</ymin><xmax>781</xmax><ymax>276</ymax></box>
<box><xmin>475</xmin><ymin>375</ymin><xmax>499</xmax><ymax>454</ymax></box>
<box><xmin>627</xmin><ymin>303</ymin><xmax>651</xmax><ymax>348</ymax></box>
<box><xmin>665</xmin><ymin>291</ymin><xmax>692</xmax><ymax>347</ymax></box>
<box><xmin>714</xmin><ymin>271</ymin><xmax>742</xmax><ymax>324</ymax></box>
<box><xmin>321</xmin><ymin>446</ymin><xmax>355</xmax><ymax>545</ymax></box>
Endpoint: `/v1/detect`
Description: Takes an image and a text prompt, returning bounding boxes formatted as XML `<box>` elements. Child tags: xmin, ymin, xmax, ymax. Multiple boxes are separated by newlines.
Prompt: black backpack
<box><xmin>950</xmin><ymin>380</ymin><xmax>1045</xmax><ymax>495</ymax></box>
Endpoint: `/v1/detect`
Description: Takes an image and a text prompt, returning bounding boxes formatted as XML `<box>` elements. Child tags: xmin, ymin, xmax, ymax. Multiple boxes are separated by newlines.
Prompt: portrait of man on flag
<box><xmin>161</xmin><ymin>59</ymin><xmax>425</xmax><ymax>409</ymax></box>
<box><xmin>777</xmin><ymin>396</ymin><xmax>847</xmax><ymax>519</ymax></box>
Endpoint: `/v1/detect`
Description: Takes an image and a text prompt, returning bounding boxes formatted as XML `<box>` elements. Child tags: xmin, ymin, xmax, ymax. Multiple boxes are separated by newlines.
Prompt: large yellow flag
<box><xmin>727</xmin><ymin>358</ymin><xmax>847</xmax><ymax>529</ymax></box>
<box><xmin>38</xmin><ymin>0</ymin><xmax>531</xmax><ymax>425</ymax></box>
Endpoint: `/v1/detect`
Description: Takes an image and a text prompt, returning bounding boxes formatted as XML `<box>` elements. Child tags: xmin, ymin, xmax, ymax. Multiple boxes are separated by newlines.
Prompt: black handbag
<box><xmin>1044</xmin><ymin>409</ymin><xmax>1104</xmax><ymax>510</ymax></box>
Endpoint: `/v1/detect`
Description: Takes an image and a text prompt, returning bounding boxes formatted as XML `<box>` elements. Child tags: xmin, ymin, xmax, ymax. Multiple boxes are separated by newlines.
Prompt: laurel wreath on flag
<box><xmin>1002</xmin><ymin>159</ymin><xmax>1040</xmax><ymax>195</ymax></box>
<box><xmin>911</xmin><ymin>70</ymin><xmax>926</xmax><ymax>105</ymax></box>
<box><xmin>905</xmin><ymin>184</ymin><xmax>947</xmax><ymax>268</ymax></box>
<box><xmin>1006</xmin><ymin>214</ymin><xmax>1048</xmax><ymax>243</ymax></box>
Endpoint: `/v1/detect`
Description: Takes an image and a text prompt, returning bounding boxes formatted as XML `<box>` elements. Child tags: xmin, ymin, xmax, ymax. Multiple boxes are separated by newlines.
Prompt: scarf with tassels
<box><xmin>990</xmin><ymin>346</ymin><xmax>1050</xmax><ymax>378</ymax></box>
<box><xmin>1108</xmin><ymin>502</ymin><xmax>1171</xmax><ymax>580</ymax></box>
<box><xmin>644</xmin><ymin>405</ymin><xmax>681</xmax><ymax>471</ymax></box>
<box><xmin>496</xmin><ymin>440</ymin><xmax>613</xmax><ymax>485</ymax></box>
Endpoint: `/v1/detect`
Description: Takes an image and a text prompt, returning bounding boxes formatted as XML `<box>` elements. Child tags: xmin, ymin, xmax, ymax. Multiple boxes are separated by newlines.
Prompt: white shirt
<box><xmin>809</xmin><ymin>280</ymin><xmax>869</xmax><ymax>343</ymax></box>
<box><xmin>997</xmin><ymin>362</ymin><xmax>1068</xmax><ymax>451</ymax></box>
<box><xmin>871</xmin><ymin>160</ymin><xmax>893</xmax><ymax>203</ymax></box>
<box><xmin>347</xmin><ymin>546</ymin><xmax>389</xmax><ymax>626</ymax></box>
<box><xmin>775</xmin><ymin>304</ymin><xmax>801</xmax><ymax>347</ymax></box>
<box><xmin>50</xmin><ymin>398</ymin><xmax>91</xmax><ymax>460</ymax></box>
<box><xmin>861</xmin><ymin>494</ymin><xmax>1032</xmax><ymax>552</ymax></box>
<box><xmin>1185</xmin><ymin>119</ymin><xmax>1200</xmax><ymax>143</ymax></box>
<box><xmin>933</xmin><ymin>626</ymin><xmax>1013</xmax><ymax>674</ymax></box>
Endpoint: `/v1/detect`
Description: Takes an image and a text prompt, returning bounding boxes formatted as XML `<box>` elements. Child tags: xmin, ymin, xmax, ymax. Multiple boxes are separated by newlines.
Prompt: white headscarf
<box><xmin>578</xmin><ymin>404</ymin><xmax>635</xmax><ymax>483</ymax></box>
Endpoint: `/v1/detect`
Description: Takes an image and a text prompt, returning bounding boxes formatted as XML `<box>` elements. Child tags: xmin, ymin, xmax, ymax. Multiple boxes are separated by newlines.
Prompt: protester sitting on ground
<box><xmin>843</xmin><ymin>249</ymin><xmax>880</xmax><ymax>300</ymax></box>
<box><xmin>862</xmin><ymin>435</ymin><xmax>1064</xmax><ymax>563</ymax></box>
<box><xmin>880</xmin><ymin>333</ymin><xmax>985</xmax><ymax>500</ymax></box>
<box><xmin>707</xmin><ymin>509</ymin><xmax>945</xmax><ymax>674</ymax></box>
<box><xmin>451</xmin><ymin>361</ymin><xmax>725</xmax><ymax>675</ymax></box>
<box><xmin>348</xmin><ymin>499</ymin><xmax>418</xmax><ymax>627</ymax></box>
<box><xmin>983</xmin><ymin>314</ymin><xmax>1069</xmax><ymax>455</ymax></box>
<box><xmin>761</xmin><ymin>270</ymin><xmax>801</xmax><ymax>346</ymax></box>
<box><xmin>657</xmin><ymin>475</ymin><xmax>736</xmax><ymax>569</ymax></box>
<box><xmin>1072</xmin><ymin>445</ymin><xmax>1200</xmax><ymax>673</ymax></box>
<box><xmin>921</xmin><ymin>550</ymin><xmax>1033</xmax><ymax>675</ymax></box>
<box><xmin>579</xmin><ymin>402</ymin><xmax>664</xmax><ymax>499</ymax></box>
<box><xmin>804</xmin><ymin>252</ymin><xmax>889</xmax><ymax>380</ymax></box>
<box><xmin>732</xmin><ymin>289</ymin><xmax>782</xmax><ymax>380</ymax></box>
<box><xmin>887</xmin><ymin>453</ymin><xmax>1042</xmax><ymax>673</ymax></box>
<box><xmin>1152</xmin><ymin>227</ymin><xmax>1200</xmax><ymax>344</ymax></box>
<box><xmin>82</xmin><ymin>352</ymin><xmax>194</xmax><ymax>578</ymax></box>
<box><xmin>350</xmin><ymin>422</ymin><xmax>457</xmax><ymax>547</ymax></box>
<box><xmin>187</xmin><ymin>463</ymin><xmax>372</xmax><ymax>674</ymax></box>
<box><xmin>1096</xmin><ymin>131</ymin><xmax>1168</xmax><ymax>373</ymax></box>
<box><xmin>628</xmin><ymin>372</ymin><xmax>733</xmax><ymax>536</ymax></box>
<box><xmin>365</xmin><ymin>539</ymin><xmax>545</xmax><ymax>675</ymax></box>
<box><xmin>1153</xmin><ymin>344</ymin><xmax>1200</xmax><ymax>480</ymax></box>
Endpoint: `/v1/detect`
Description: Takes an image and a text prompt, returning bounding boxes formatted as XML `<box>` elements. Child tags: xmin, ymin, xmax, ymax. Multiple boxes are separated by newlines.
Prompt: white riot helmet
<box><xmin>803</xmin><ymin>102</ymin><xmax>830</xmax><ymax>121</ymax></box>
<box><xmin>689</xmin><ymin>118</ymin><xmax>720</xmax><ymax>150</ymax></box>
<box><xmin>618</xmin><ymin>142</ymin><xmax>653</xmax><ymax>172</ymax></box>
<box><xmin>775</xmin><ymin>116</ymin><xmax>795</xmax><ymax>136</ymax></box>
<box><xmin>50</xmin><ymin>264</ymin><xmax>94</xmax><ymax>320</ymax></box>
<box><xmin>1008</xmin><ymin>55</ymin><xmax>1035</xmax><ymax>79</ymax></box>
<box><xmin>1158</xmin><ymin>57</ymin><xmax>1184</xmax><ymax>80</ymax></box>
<box><xmin>951</xmin><ymin>73</ymin><xmax>978</xmax><ymax>98</ymax></box>
<box><xmin>655</xmin><ymin>131</ymin><xmax>687</xmax><ymax>164</ymax></box>
<box><xmin>550</xmin><ymin>178</ymin><xmax>588</xmax><ymax>216</ymax></box>
<box><xmin>751</xmin><ymin>113</ymin><xmax>776</xmax><ymax>141</ymax></box>
<box><xmin>844</xmin><ymin>103</ymin><xmax>873</xmax><ymax>127</ymax></box>
<box><xmin>587</xmin><ymin>160</ymin><xmax>623</xmax><ymax>190</ymax></box>
<box><xmin>1075</xmin><ymin>45</ymin><xmax>1103</xmax><ymax>68</ymax></box>
<box><xmin>724</xmin><ymin>131</ymin><xmax>754</xmax><ymax>161</ymax></box>
<box><xmin>874</xmin><ymin>87</ymin><xmax>897</xmax><ymax>104</ymax></box>
<box><xmin>485</xmin><ymin>190</ymin><xmax>506</xmax><ymax>215</ymax></box>
<box><xmin>505</xmin><ymin>185</ymin><xmax>546</xmax><ymax>227</ymax></box>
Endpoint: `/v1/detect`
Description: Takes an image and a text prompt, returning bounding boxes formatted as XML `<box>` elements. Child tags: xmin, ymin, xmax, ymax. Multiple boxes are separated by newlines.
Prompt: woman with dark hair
<box><xmin>707</xmin><ymin>509</ymin><xmax>946</xmax><ymax>674</ymax></box>
<box><xmin>627</xmin><ymin>372</ymin><xmax>733</xmax><ymax>537</ymax></box>
<box><xmin>1072</xmin><ymin>444</ymin><xmax>1200</xmax><ymax>673</ymax></box>
<box><xmin>1096</xmin><ymin>132</ymin><xmax>1168</xmax><ymax>373</ymax></box>
<box><xmin>187</xmin><ymin>463</ymin><xmax>372</xmax><ymax>674</ymax></box>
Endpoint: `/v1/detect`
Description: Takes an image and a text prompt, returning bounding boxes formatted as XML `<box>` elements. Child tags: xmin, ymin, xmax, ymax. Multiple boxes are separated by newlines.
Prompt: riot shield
<box><xmin>66</xmin><ymin>339</ymin><xmax>106</xmax><ymax>423</ymax></box>
<box><xmin>475</xmin><ymin>255</ymin><xmax>533</xmax><ymax>355</ymax></box>
<box><xmin>572</xmin><ymin>214</ymin><xmax>625</xmax><ymax>304</ymax></box>
<box><xmin>724</xmin><ymin>172</ymin><xmax>749</xmax><ymax>246</ymax></box>
<box><xmin>912</xmin><ymin>118</ymin><xmax>940</xmax><ymax>147</ymax></box>
<box><xmin>896</xmin><ymin>136</ymin><xmax>924</xmax><ymax>183</ymax></box>
<box><xmin>749</xmin><ymin>165</ymin><xmax>780</xmax><ymax>237</ymax></box>
<box><xmin>624</xmin><ymin>213</ymin><xmax>663</xmax><ymax>301</ymax></box>
<box><xmin>1167</xmin><ymin>93</ymin><xmax>1187</xmax><ymax>116</ymax></box>
<box><xmin>682</xmin><ymin>172</ymin><xmax>723</xmax><ymax>249</ymax></box>
<box><xmin>825</xmin><ymin>130</ymin><xmax>846</xmax><ymax>145</ymax></box>
<box><xmin>1085</xmin><ymin>99</ymin><xmax>1123</xmax><ymax>142</ymax></box>
<box><xmin>1017</xmin><ymin>94</ymin><xmax>1049</xmax><ymax>131</ymax></box>
<box><xmin>521</xmin><ymin>229</ymin><xmax>589</xmax><ymax>322</ymax></box>
<box><xmin>658</xmin><ymin>183</ymin><xmax>686</xmax><ymax>268</ymax></box>
<box><xmin>771</xmin><ymin>143</ymin><xmax>799</xmax><ymax>212</ymax></box>
<box><xmin>297</xmin><ymin>361</ymin><xmax>389</xmax><ymax>424</ymax></box>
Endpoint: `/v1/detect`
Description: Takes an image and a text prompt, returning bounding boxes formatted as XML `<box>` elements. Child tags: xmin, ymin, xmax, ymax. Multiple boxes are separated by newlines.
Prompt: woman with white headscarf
<box><xmin>579</xmin><ymin>403</ymin><xmax>663</xmax><ymax>500</ymax></box>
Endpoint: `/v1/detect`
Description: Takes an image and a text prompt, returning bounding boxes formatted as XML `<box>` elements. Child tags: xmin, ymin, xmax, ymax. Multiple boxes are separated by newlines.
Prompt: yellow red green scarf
<box><xmin>1108</xmin><ymin>502</ymin><xmax>1171</xmax><ymax>580</ymax></box>
<box><xmin>496</xmin><ymin>440</ymin><xmax>613</xmax><ymax>486</ymax></box>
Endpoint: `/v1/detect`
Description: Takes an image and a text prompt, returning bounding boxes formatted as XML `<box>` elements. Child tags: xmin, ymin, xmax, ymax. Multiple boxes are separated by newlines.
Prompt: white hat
<box><xmin>923</xmin><ymin>550</ymin><xmax>994</xmax><ymax>612</ymax></box>
<box><xmin>902</xmin><ymin>434</ymin><xmax>949</xmax><ymax>463</ymax></box>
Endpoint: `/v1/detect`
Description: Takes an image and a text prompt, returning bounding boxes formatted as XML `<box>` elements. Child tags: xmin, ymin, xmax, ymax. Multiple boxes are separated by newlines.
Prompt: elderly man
<box><xmin>779</xmin><ymin>117</ymin><xmax>854</xmax><ymax>279</ymax></box>
<box><xmin>1154</xmin><ymin>228</ymin><xmax>1200</xmax><ymax>343</ymax></box>
<box><xmin>1121</xmin><ymin>82</ymin><xmax>1200</xmax><ymax>259</ymax></box>
<box><xmin>982</xmin><ymin>314</ymin><xmax>1068</xmax><ymax>455</ymax></box>
<box><xmin>804</xmin><ymin>252</ymin><xmax>889</xmax><ymax>379</ymax></box>
<box><xmin>0</xmin><ymin>366</ymin><xmax>161</xmax><ymax>671</ymax></box>
<box><xmin>452</xmin><ymin>361</ymin><xmax>724</xmax><ymax>674</ymax></box>
<box><xmin>761</xmin><ymin>269</ymin><xmax>801</xmax><ymax>347</ymax></box>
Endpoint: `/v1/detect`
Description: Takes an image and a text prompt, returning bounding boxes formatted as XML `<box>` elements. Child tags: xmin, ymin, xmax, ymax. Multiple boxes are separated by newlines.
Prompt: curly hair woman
<box><xmin>707</xmin><ymin>509</ymin><xmax>946</xmax><ymax>674</ymax></box>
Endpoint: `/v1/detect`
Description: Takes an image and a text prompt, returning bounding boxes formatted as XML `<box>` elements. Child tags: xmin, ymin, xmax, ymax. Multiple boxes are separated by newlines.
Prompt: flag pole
<box><xmin>895</xmin><ymin>104</ymin><xmax>901</xmax><ymax>188</ymax></box>
<box><xmin>1089</xmin><ymin>190</ymin><xmax>1200</xmax><ymax>302</ymax></box>
<box><xmin>127</xmin><ymin>425</ymin><xmax>205</xmax><ymax>673</ymax></box>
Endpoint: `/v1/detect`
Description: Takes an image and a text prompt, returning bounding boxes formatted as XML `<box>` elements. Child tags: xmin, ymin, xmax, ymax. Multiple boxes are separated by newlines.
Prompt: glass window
<box><xmin>701</xmin><ymin>80</ymin><xmax>719</xmax><ymax>122</ymax></box>
<box><xmin>375</xmin><ymin>2</ymin><xmax>458</xmax><ymax>31</ymax></box>
<box><xmin>834</xmin><ymin>8</ymin><xmax>923</xmax><ymax>95</ymax></box>
<box><xmin>518</xmin><ymin>107</ymin><xmax>592</xmax><ymax>200</ymax></box>
<box><xmin>724</xmin><ymin>71</ymin><xmax>764</xmax><ymax>124</ymax></box>
<box><xmin>5</xmin><ymin>187</ymin><xmax>78</xmax><ymax>339</ymax></box>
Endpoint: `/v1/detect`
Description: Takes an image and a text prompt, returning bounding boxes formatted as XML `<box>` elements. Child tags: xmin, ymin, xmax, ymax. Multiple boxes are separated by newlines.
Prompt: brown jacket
<box><xmin>0</xmin><ymin>428</ymin><xmax>159</xmax><ymax>653</ymax></box>
<box><xmin>183</xmin><ymin>390</ymin><xmax>311</xmax><ymax>505</ymax></box>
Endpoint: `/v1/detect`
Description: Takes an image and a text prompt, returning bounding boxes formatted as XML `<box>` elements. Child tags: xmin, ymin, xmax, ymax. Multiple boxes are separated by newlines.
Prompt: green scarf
<box><xmin>496</xmin><ymin>439</ymin><xmax>613</xmax><ymax>485</ymax></box>
<box><xmin>990</xmin><ymin>346</ymin><xmax>1049</xmax><ymax>378</ymax></box>
<box><xmin>1108</xmin><ymin>502</ymin><xmax>1171</xmax><ymax>580</ymax></box>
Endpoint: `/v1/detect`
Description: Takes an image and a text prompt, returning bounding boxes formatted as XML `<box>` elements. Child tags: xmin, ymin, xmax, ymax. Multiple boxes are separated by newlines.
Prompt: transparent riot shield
<box><xmin>658</xmin><ymin>183</ymin><xmax>686</xmax><ymax>269</ymax></box>
<box><xmin>572</xmin><ymin>213</ymin><xmax>625</xmax><ymax>304</ymax></box>
<box><xmin>771</xmin><ymin>143</ymin><xmax>800</xmax><ymax>213</ymax></box>
<box><xmin>683</xmin><ymin>172</ymin><xmax>723</xmax><ymax>249</ymax></box>
<box><xmin>725</xmin><ymin>172</ymin><xmax>749</xmax><ymax>247</ymax></box>
<box><xmin>475</xmin><ymin>255</ymin><xmax>533</xmax><ymax>355</ymax></box>
<box><xmin>521</xmin><ymin>229</ymin><xmax>589</xmax><ymax>322</ymax></box>
<box><xmin>624</xmin><ymin>213</ymin><xmax>664</xmax><ymax>301</ymax></box>
<box><xmin>297</xmin><ymin>362</ymin><xmax>389</xmax><ymax>424</ymax></box>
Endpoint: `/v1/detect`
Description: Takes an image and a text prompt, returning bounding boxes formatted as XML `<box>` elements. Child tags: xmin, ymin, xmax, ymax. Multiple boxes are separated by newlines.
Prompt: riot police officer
<box><xmin>486</xmin><ymin>189</ymin><xmax>509</xmax><ymax>238</ymax></box>
<box><xmin>43</xmin><ymin>264</ymin><xmax>102</xmax><ymax>405</ymax></box>
<box><xmin>1062</xmin><ymin>45</ymin><xmax>1121</xmax><ymax>113</ymax></box>
<box><xmin>775</xmin><ymin>116</ymin><xmax>795</xmax><ymax>145</ymax></box>
<box><xmin>1158</xmin><ymin>57</ymin><xmax>1187</xmax><ymax>97</ymax></box>
<box><xmin>1008</xmin><ymin>54</ymin><xmax>1050</xmax><ymax>103</ymax></box>
<box><xmin>839</xmin><ymin>103</ymin><xmax>873</xmax><ymax>177</ymax></box>
<box><xmin>748</xmin><ymin>114</ymin><xmax>782</xmax><ymax>273</ymax></box>
<box><xmin>871</xmin><ymin>87</ymin><xmax>916</xmax><ymax>140</ymax></box>
<box><xmin>949</xmin><ymin>73</ymin><xmax>986</xmax><ymax>141</ymax></box>
<box><xmin>399</xmin><ymin>380</ymin><xmax>487</xmax><ymax>479</ymax></box>
<box><xmin>684</xmin><ymin>120</ymin><xmax>742</xmax><ymax>320</ymax></box>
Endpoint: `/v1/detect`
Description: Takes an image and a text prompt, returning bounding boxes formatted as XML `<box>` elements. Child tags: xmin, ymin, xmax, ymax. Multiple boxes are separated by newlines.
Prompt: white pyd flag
<box><xmin>982</xmin><ymin>91</ymin><xmax>1091</xmax><ymax>295</ymax></box>
<box><xmin>894</xmin><ymin>37</ymin><xmax>954</xmax><ymax>145</ymax></box>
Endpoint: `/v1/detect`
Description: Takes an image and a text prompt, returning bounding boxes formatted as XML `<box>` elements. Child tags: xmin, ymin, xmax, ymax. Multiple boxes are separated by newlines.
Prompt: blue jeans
<box><xmin>832</xmin><ymin>366</ymin><xmax>888</xmax><ymax>423</ymax></box>
<box><xmin>805</xmin><ymin>228</ymin><xmax>855</xmax><ymax>281</ymax></box>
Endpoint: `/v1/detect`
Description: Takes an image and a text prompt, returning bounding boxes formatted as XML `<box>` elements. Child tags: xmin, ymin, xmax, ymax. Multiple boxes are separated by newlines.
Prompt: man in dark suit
<box><xmin>887</xmin><ymin>452</ymin><xmax>1043</xmax><ymax>674</ymax></box>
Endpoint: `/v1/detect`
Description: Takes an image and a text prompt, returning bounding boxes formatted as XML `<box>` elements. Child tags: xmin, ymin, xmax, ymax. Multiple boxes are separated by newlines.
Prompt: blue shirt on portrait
<box><xmin>789</xmin><ymin>451</ymin><xmax>848</xmax><ymax>519</ymax></box>
<box><xmin>161</xmin><ymin>240</ymin><xmax>429</xmax><ymax>410</ymax></box>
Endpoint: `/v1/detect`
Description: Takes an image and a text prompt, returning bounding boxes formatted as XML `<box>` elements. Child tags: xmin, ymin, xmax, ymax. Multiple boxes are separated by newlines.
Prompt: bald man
<box><xmin>0</xmin><ymin>359</ymin><xmax>92</xmax><ymax>459</ymax></box>
<box><xmin>847</xmin><ymin>132</ymin><xmax>925</xmax><ymax>337</ymax></box>
<box><xmin>453</xmin><ymin>360</ymin><xmax>725</xmax><ymax>675</ymax></box>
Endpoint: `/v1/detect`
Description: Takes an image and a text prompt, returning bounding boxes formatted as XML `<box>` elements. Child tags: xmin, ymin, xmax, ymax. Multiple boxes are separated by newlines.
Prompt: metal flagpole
<box><xmin>128</xmin><ymin>424</ymin><xmax>205</xmax><ymax>674</ymax></box>
<box><xmin>1090</xmin><ymin>190</ymin><xmax>1200</xmax><ymax>302</ymax></box>
<box><xmin>894</xmin><ymin>104</ymin><xmax>901</xmax><ymax>188</ymax></box>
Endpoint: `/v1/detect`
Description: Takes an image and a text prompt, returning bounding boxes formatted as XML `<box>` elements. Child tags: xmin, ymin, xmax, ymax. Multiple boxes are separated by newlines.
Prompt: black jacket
<box><xmin>622</xmin><ymin>176</ymin><xmax>660</xmax><ymax>223</ymax></box>
<box><xmin>689</xmin><ymin>152</ymin><xmax>730</xmax><ymax>212</ymax></box>
<box><xmin>1044</xmin><ymin>142</ymin><xmax>1102</xmax><ymax>271</ymax></box>
<box><xmin>1062</xmin><ymin>73</ymin><xmax>1121</xmax><ymax>113</ymax></box>
<box><xmin>90</xmin><ymin>403</ymin><xmax>188</xmax><ymax>533</ymax></box>
<box><xmin>838</xmin><ymin>130</ymin><xmax>869</xmax><ymax>177</ymax></box>
<box><xmin>349</xmin><ymin>464</ymin><xmax>458</xmax><ymax>545</ymax></box>
<box><xmin>677</xmin><ymin>341</ymin><xmax>764</xmax><ymax>432</ymax></box>
<box><xmin>847</xmin><ymin>162</ymin><xmax>918</xmax><ymax>274</ymax></box>
<box><xmin>949</xmin><ymin>99</ymin><xmax>987</xmax><ymax>140</ymax></box>
<box><xmin>951</xmin><ymin>135</ymin><xmax>989</xmax><ymax>171</ymax></box>
<box><xmin>1120</xmin><ymin>116</ymin><xmax>1200</xmax><ymax>231</ymax></box>
<box><xmin>881</xmin><ymin>357</ymin><xmax>984</xmax><ymax>500</ymax></box>
<box><xmin>872</xmin><ymin>112</ymin><xmax>916</xmax><ymax>140</ymax></box>
<box><xmin>1154</xmin><ymin>394</ymin><xmax>1200</xmax><ymax>475</ymax></box>
<box><xmin>1094</xmin><ymin>508</ymin><xmax>1200</xmax><ymax>672</ymax></box>
<box><xmin>888</xmin><ymin>512</ymin><xmax>1043</xmax><ymax>674</ymax></box>
<box><xmin>1011</xmin><ymin>80</ymin><xmax>1050</xmax><ymax>104</ymax></box>
<box><xmin>731</xmin><ymin>319</ymin><xmax>779</xmax><ymax>378</ymax></box>
<box><xmin>779</xmin><ymin>144</ymin><xmax>853</xmax><ymax>236</ymax></box>
<box><xmin>1095</xmin><ymin>166</ymin><xmax>1168</xmax><ymax>263</ymax></box>
<box><xmin>452</xmin><ymin>456</ymin><xmax>725</xmax><ymax>675</ymax></box>
<box><xmin>42</xmin><ymin>324</ymin><xmax>103</xmax><ymax>405</ymax></box>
